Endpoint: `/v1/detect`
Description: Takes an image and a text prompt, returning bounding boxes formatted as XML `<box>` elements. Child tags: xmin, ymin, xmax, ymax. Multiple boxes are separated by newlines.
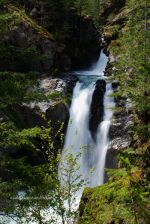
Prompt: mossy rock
<box><xmin>78</xmin><ymin>173</ymin><xmax>137</xmax><ymax>224</ymax></box>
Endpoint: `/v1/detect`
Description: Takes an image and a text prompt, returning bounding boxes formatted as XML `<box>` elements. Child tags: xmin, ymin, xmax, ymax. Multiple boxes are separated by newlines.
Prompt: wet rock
<box><xmin>46</xmin><ymin>102</ymin><xmax>69</xmax><ymax>133</ymax></box>
<box><xmin>89</xmin><ymin>79</ymin><xmax>106</xmax><ymax>140</ymax></box>
<box><xmin>110</xmin><ymin>137</ymin><xmax>131</xmax><ymax>150</ymax></box>
<box><xmin>68</xmin><ymin>13</ymin><xmax>100</xmax><ymax>69</ymax></box>
<box><xmin>100</xmin><ymin>35</ymin><xmax>107</xmax><ymax>49</ymax></box>
<box><xmin>104</xmin><ymin>148</ymin><xmax>118</xmax><ymax>182</ymax></box>
<box><xmin>104</xmin><ymin>104</ymin><xmax>133</xmax><ymax>180</ymax></box>
<box><xmin>23</xmin><ymin>101</ymin><xmax>52</xmax><ymax>113</ymax></box>
<box><xmin>104</xmin><ymin>60</ymin><xmax>132</xmax><ymax>180</ymax></box>
<box><xmin>63</xmin><ymin>74</ymin><xmax>78</xmax><ymax>94</ymax></box>
<box><xmin>8</xmin><ymin>104</ymin><xmax>46</xmax><ymax>129</ymax></box>
<box><xmin>38</xmin><ymin>75</ymin><xmax>77</xmax><ymax>95</ymax></box>
<box><xmin>104</xmin><ymin>62</ymin><xmax>112</xmax><ymax>77</ymax></box>
<box><xmin>112</xmin><ymin>80</ymin><xmax>119</xmax><ymax>89</ymax></box>
<box><xmin>19</xmin><ymin>75</ymin><xmax>75</xmax><ymax>132</ymax></box>
<box><xmin>0</xmin><ymin>111</ymin><xmax>8</xmax><ymax>123</ymax></box>
<box><xmin>109</xmin><ymin>111</ymin><xmax>132</xmax><ymax>145</ymax></box>
<box><xmin>39</xmin><ymin>77</ymin><xmax>66</xmax><ymax>94</ymax></box>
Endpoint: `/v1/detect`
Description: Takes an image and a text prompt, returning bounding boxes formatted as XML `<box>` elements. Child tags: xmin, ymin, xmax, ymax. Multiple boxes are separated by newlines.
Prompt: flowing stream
<box><xmin>60</xmin><ymin>50</ymin><xmax>115</xmax><ymax>197</ymax></box>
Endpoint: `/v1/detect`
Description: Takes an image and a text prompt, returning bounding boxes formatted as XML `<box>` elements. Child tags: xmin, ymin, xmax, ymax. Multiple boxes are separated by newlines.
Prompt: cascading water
<box><xmin>60</xmin><ymin>50</ymin><xmax>115</xmax><ymax>196</ymax></box>
<box><xmin>93</xmin><ymin>83</ymin><xmax>115</xmax><ymax>186</ymax></box>
<box><xmin>2</xmin><ymin>50</ymin><xmax>114</xmax><ymax>224</ymax></box>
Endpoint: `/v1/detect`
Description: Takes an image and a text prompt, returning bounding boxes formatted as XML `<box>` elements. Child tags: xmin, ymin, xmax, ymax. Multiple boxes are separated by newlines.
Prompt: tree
<box><xmin>58</xmin><ymin>150</ymin><xmax>86</xmax><ymax>224</ymax></box>
<box><xmin>0</xmin><ymin>118</ymin><xmax>86</xmax><ymax>224</ymax></box>
<box><xmin>112</xmin><ymin>0</ymin><xmax>150</xmax><ymax>140</ymax></box>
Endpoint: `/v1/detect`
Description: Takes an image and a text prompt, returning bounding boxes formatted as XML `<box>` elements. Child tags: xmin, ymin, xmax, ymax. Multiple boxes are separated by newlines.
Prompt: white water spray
<box><xmin>60</xmin><ymin>50</ymin><xmax>115</xmax><ymax>195</ymax></box>
<box><xmin>93</xmin><ymin>83</ymin><xmax>115</xmax><ymax>186</ymax></box>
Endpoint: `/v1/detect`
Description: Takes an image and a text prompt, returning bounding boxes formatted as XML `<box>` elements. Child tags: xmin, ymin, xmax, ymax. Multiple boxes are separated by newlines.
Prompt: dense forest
<box><xmin>0</xmin><ymin>0</ymin><xmax>149</xmax><ymax>224</ymax></box>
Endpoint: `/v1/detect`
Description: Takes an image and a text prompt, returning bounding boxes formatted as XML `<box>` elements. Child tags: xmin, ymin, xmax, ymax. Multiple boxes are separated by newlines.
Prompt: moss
<box><xmin>46</xmin><ymin>91</ymin><xmax>62</xmax><ymax>100</ymax></box>
<box><xmin>7</xmin><ymin>4</ymin><xmax>54</xmax><ymax>40</ymax></box>
<box><xmin>104</xmin><ymin>24</ymin><xmax>120</xmax><ymax>39</ymax></box>
<box><xmin>0</xmin><ymin>11</ymin><xmax>20</xmax><ymax>32</ymax></box>
<box><xmin>78</xmin><ymin>172</ymin><xmax>136</xmax><ymax>224</ymax></box>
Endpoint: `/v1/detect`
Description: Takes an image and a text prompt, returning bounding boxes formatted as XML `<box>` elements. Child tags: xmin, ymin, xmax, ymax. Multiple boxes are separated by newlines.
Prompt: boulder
<box><xmin>39</xmin><ymin>77</ymin><xmax>66</xmax><ymax>94</ymax></box>
<box><xmin>112</xmin><ymin>80</ymin><xmax>119</xmax><ymax>89</ymax></box>
<box><xmin>89</xmin><ymin>79</ymin><xmax>106</xmax><ymax>140</ymax></box>
<box><xmin>63</xmin><ymin>74</ymin><xmax>78</xmax><ymax>94</ymax></box>
<box><xmin>8</xmin><ymin>104</ymin><xmax>46</xmax><ymax>129</ymax></box>
<box><xmin>46</xmin><ymin>102</ymin><xmax>69</xmax><ymax>133</ymax></box>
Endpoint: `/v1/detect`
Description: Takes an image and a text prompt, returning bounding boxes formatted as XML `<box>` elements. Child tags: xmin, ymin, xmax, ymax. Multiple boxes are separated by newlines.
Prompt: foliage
<box><xmin>110</xmin><ymin>0</ymin><xmax>150</xmax><ymax>141</ymax></box>
<box><xmin>0</xmin><ymin>111</ymin><xmax>85</xmax><ymax>223</ymax></box>
<box><xmin>59</xmin><ymin>149</ymin><xmax>86</xmax><ymax>223</ymax></box>
<box><xmin>0</xmin><ymin>12</ymin><xmax>20</xmax><ymax>32</ymax></box>
<box><xmin>47</xmin><ymin>91</ymin><xmax>62</xmax><ymax>100</ymax></box>
<box><xmin>78</xmin><ymin>150</ymin><xmax>150</xmax><ymax>224</ymax></box>
<box><xmin>78</xmin><ymin>0</ymin><xmax>150</xmax><ymax>223</ymax></box>
<box><xmin>0</xmin><ymin>0</ymin><xmax>149</xmax><ymax>224</ymax></box>
<box><xmin>8</xmin><ymin>4</ymin><xmax>53</xmax><ymax>40</ymax></box>
<box><xmin>0</xmin><ymin>72</ymin><xmax>40</xmax><ymax>108</ymax></box>
<box><xmin>0</xmin><ymin>0</ymin><xmax>99</xmax><ymax>223</ymax></box>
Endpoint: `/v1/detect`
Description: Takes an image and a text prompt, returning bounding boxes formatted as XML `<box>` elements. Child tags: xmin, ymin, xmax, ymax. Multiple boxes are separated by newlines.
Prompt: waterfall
<box><xmin>93</xmin><ymin>83</ymin><xmax>115</xmax><ymax>185</ymax></box>
<box><xmin>60</xmin><ymin>50</ymin><xmax>115</xmax><ymax>194</ymax></box>
<box><xmin>1</xmin><ymin>51</ymin><xmax>115</xmax><ymax>224</ymax></box>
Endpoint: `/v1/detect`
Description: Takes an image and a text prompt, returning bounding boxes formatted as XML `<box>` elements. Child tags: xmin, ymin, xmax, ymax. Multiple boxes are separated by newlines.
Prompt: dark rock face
<box><xmin>4</xmin><ymin>101</ymin><xmax>69</xmax><ymax>165</ymax></box>
<box><xmin>89</xmin><ymin>79</ymin><xmax>106</xmax><ymax>140</ymax></box>
<box><xmin>7</xmin><ymin>104</ymin><xmax>46</xmax><ymax>129</ymax></box>
<box><xmin>0</xmin><ymin>111</ymin><xmax>8</xmax><ymax>123</ymax></box>
<box><xmin>112</xmin><ymin>80</ymin><xmax>119</xmax><ymax>89</ymax></box>
<box><xmin>1</xmin><ymin>4</ymin><xmax>100</xmax><ymax>72</ymax></box>
<box><xmin>0</xmin><ymin>23</ymin><xmax>56</xmax><ymax>72</ymax></box>
<box><xmin>104</xmin><ymin>96</ymin><xmax>132</xmax><ymax>180</ymax></box>
<box><xmin>46</xmin><ymin>102</ymin><xmax>69</xmax><ymax>133</ymax></box>
<box><xmin>66</xmin><ymin>13</ymin><xmax>100</xmax><ymax>69</ymax></box>
<box><xmin>101</xmin><ymin>0</ymin><xmax>126</xmax><ymax>25</ymax></box>
<box><xmin>109</xmin><ymin>110</ymin><xmax>132</xmax><ymax>147</ymax></box>
<box><xmin>29</xmin><ymin>4</ymin><xmax>100</xmax><ymax>70</ymax></box>
<box><xmin>104</xmin><ymin>148</ymin><xmax>118</xmax><ymax>178</ymax></box>
<box><xmin>103</xmin><ymin>61</ymin><xmax>132</xmax><ymax>182</ymax></box>
<box><xmin>104</xmin><ymin>109</ymin><xmax>132</xmax><ymax>182</ymax></box>
<box><xmin>63</xmin><ymin>74</ymin><xmax>78</xmax><ymax>94</ymax></box>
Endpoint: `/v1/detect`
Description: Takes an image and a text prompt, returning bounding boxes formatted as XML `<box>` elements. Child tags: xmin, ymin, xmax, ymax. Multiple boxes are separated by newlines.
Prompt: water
<box><xmin>92</xmin><ymin>83</ymin><xmax>115</xmax><ymax>185</ymax></box>
<box><xmin>60</xmin><ymin>50</ymin><xmax>115</xmax><ymax>197</ymax></box>
<box><xmin>1</xmin><ymin>50</ymin><xmax>114</xmax><ymax>224</ymax></box>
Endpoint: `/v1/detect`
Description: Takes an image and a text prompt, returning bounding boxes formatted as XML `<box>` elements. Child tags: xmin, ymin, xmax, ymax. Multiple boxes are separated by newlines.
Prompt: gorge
<box><xmin>1</xmin><ymin>49</ymin><xmax>116</xmax><ymax>224</ymax></box>
<box><xmin>0</xmin><ymin>1</ymin><xmax>149</xmax><ymax>224</ymax></box>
